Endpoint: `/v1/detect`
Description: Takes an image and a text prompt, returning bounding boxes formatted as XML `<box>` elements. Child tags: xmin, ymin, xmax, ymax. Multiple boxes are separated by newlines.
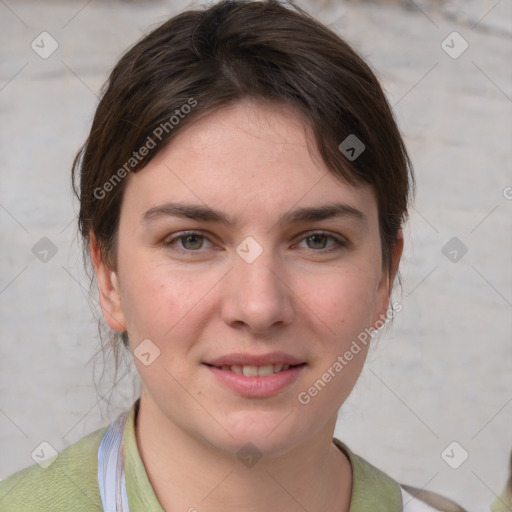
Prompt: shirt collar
<box><xmin>122</xmin><ymin>400</ymin><xmax>164</xmax><ymax>511</ymax></box>
<box><xmin>332</xmin><ymin>438</ymin><xmax>402</xmax><ymax>511</ymax></box>
<box><xmin>121</xmin><ymin>400</ymin><xmax>402</xmax><ymax>511</ymax></box>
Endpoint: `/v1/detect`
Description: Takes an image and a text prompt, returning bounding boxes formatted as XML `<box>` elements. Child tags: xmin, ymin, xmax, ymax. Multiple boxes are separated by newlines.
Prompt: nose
<box><xmin>220</xmin><ymin>242</ymin><xmax>295</xmax><ymax>336</ymax></box>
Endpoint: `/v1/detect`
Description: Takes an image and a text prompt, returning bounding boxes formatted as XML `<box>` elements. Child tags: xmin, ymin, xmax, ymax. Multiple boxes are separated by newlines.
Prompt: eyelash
<box><xmin>162</xmin><ymin>230</ymin><xmax>347</xmax><ymax>254</ymax></box>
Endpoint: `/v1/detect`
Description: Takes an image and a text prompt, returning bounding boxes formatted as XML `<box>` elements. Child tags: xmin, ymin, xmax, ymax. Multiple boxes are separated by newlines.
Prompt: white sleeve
<box><xmin>401</xmin><ymin>487</ymin><xmax>443</xmax><ymax>511</ymax></box>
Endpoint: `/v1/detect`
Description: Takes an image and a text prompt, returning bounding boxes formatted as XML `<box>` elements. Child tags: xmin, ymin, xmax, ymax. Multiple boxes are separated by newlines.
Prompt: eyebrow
<box><xmin>141</xmin><ymin>201</ymin><xmax>367</xmax><ymax>227</ymax></box>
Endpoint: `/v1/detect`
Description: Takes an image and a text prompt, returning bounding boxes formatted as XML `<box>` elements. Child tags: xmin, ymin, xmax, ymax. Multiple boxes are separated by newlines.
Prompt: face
<box><xmin>92</xmin><ymin>99</ymin><xmax>401</xmax><ymax>457</ymax></box>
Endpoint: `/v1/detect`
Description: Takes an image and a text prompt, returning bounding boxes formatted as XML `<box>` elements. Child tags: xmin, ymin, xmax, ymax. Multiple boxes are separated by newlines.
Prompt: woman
<box><xmin>0</xmin><ymin>1</ymin><xmax>468</xmax><ymax>510</ymax></box>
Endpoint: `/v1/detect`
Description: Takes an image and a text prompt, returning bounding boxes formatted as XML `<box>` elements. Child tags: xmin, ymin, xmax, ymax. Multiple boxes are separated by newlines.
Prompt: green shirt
<box><xmin>491</xmin><ymin>485</ymin><xmax>512</xmax><ymax>512</ymax></box>
<box><xmin>0</xmin><ymin>400</ymin><xmax>430</xmax><ymax>511</ymax></box>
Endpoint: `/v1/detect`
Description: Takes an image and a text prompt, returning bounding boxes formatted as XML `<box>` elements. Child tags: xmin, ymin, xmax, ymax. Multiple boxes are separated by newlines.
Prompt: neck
<box><xmin>133</xmin><ymin>394</ymin><xmax>352</xmax><ymax>512</ymax></box>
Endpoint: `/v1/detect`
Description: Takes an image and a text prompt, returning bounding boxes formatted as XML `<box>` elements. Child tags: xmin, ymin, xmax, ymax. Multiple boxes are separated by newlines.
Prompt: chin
<box><xmin>203</xmin><ymin>410</ymin><xmax>312</xmax><ymax>458</ymax></box>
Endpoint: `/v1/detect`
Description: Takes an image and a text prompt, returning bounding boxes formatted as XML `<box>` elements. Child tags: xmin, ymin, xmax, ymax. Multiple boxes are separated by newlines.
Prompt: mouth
<box><xmin>204</xmin><ymin>362</ymin><xmax>306</xmax><ymax>377</ymax></box>
<box><xmin>203</xmin><ymin>354</ymin><xmax>307</xmax><ymax>397</ymax></box>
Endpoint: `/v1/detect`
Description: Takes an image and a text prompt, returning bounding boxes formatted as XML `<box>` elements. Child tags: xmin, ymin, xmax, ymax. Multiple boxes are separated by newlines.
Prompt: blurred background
<box><xmin>1</xmin><ymin>0</ymin><xmax>511</xmax><ymax>509</ymax></box>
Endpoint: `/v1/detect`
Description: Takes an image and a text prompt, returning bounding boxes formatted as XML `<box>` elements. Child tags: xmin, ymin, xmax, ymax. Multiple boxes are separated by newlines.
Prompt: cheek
<box><xmin>297</xmin><ymin>272</ymin><xmax>377</xmax><ymax>412</ymax></box>
<box><xmin>117</xmin><ymin>256</ymin><xmax>220</xmax><ymax>342</ymax></box>
<box><xmin>303</xmin><ymin>266</ymin><xmax>380</xmax><ymax>337</ymax></box>
<box><xmin>118</xmin><ymin>265</ymin><xmax>208</xmax><ymax>384</ymax></box>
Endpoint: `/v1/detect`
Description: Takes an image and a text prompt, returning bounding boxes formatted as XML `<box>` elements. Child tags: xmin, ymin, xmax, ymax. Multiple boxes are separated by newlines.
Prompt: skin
<box><xmin>91</xmin><ymin>98</ymin><xmax>403</xmax><ymax>512</ymax></box>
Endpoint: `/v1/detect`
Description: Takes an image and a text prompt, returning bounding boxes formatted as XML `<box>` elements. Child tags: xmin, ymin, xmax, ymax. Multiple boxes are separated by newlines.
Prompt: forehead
<box><xmin>121</xmin><ymin>99</ymin><xmax>378</xmax><ymax>228</ymax></box>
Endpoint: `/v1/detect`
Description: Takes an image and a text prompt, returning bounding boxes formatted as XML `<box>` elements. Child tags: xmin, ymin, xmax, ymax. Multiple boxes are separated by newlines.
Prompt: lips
<box><xmin>203</xmin><ymin>352</ymin><xmax>307</xmax><ymax>397</ymax></box>
<box><xmin>215</xmin><ymin>363</ymin><xmax>291</xmax><ymax>376</ymax></box>
<box><xmin>204</xmin><ymin>352</ymin><xmax>305</xmax><ymax>368</ymax></box>
<box><xmin>207</xmin><ymin>363</ymin><xmax>305</xmax><ymax>377</ymax></box>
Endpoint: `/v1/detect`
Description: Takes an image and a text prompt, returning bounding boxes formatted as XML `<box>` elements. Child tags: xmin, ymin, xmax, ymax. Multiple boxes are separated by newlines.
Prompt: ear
<box><xmin>371</xmin><ymin>230</ymin><xmax>404</xmax><ymax>329</ymax></box>
<box><xmin>89</xmin><ymin>233</ymin><xmax>127</xmax><ymax>333</ymax></box>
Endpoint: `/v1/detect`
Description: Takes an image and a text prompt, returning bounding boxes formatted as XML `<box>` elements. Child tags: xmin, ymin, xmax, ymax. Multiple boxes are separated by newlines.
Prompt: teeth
<box><xmin>231</xmin><ymin>365</ymin><xmax>243</xmax><ymax>375</ymax></box>
<box><xmin>242</xmin><ymin>365</ymin><xmax>259</xmax><ymax>377</ymax></box>
<box><xmin>218</xmin><ymin>363</ymin><xmax>295</xmax><ymax>376</ymax></box>
<box><xmin>258</xmin><ymin>365</ymin><xmax>274</xmax><ymax>377</ymax></box>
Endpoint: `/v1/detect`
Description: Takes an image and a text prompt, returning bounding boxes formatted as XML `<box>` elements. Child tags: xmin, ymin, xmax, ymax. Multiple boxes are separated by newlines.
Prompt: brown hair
<box><xmin>72</xmin><ymin>0</ymin><xmax>414</xmax><ymax>359</ymax></box>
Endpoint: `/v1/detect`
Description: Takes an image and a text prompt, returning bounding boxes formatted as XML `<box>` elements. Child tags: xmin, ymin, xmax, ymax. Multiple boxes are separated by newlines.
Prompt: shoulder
<box><xmin>333</xmin><ymin>438</ymin><xmax>467</xmax><ymax>512</ymax></box>
<box><xmin>400</xmin><ymin>485</ymin><xmax>468</xmax><ymax>512</ymax></box>
<box><xmin>0</xmin><ymin>425</ymin><xmax>107</xmax><ymax>512</ymax></box>
<box><xmin>490</xmin><ymin>483</ymin><xmax>512</xmax><ymax>512</ymax></box>
<box><xmin>490</xmin><ymin>452</ymin><xmax>512</xmax><ymax>512</ymax></box>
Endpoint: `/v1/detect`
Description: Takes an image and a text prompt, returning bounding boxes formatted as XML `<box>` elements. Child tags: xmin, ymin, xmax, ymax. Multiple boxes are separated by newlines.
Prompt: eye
<box><xmin>296</xmin><ymin>231</ymin><xmax>346</xmax><ymax>251</ymax></box>
<box><xmin>163</xmin><ymin>230</ymin><xmax>346</xmax><ymax>254</ymax></box>
<box><xmin>163</xmin><ymin>231</ymin><xmax>212</xmax><ymax>252</ymax></box>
